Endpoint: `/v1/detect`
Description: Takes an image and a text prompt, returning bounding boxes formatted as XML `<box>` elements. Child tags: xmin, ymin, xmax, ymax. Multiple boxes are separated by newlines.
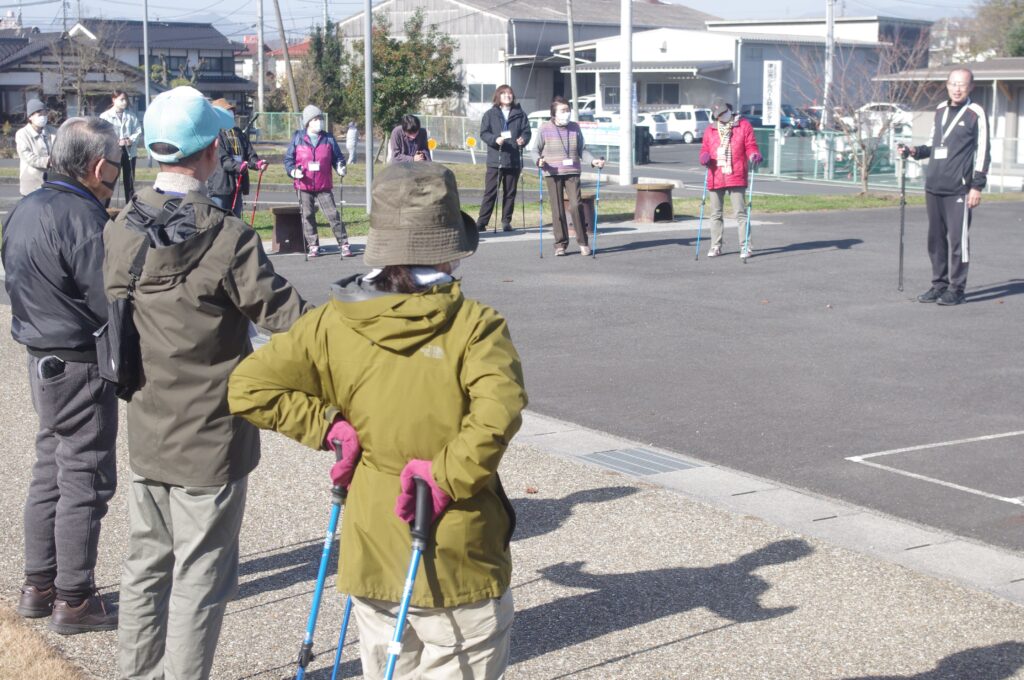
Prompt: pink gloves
<box><xmin>395</xmin><ymin>459</ymin><xmax>450</xmax><ymax>525</ymax></box>
<box><xmin>256</xmin><ymin>159</ymin><xmax>269</xmax><ymax>171</ymax></box>
<box><xmin>324</xmin><ymin>419</ymin><xmax>361</xmax><ymax>489</ymax></box>
<box><xmin>699</xmin><ymin>152</ymin><xmax>711</xmax><ymax>166</ymax></box>
<box><xmin>750</xmin><ymin>152</ymin><xmax>763</xmax><ymax>166</ymax></box>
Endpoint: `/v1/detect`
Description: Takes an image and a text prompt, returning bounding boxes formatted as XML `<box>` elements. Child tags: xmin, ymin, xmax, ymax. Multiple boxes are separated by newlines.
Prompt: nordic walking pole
<box><xmin>591</xmin><ymin>161</ymin><xmax>603</xmax><ymax>258</ymax></box>
<box><xmin>328</xmin><ymin>595</ymin><xmax>353</xmax><ymax>680</ymax></box>
<box><xmin>898</xmin><ymin>153</ymin><xmax>906</xmax><ymax>292</ymax></box>
<box><xmin>383</xmin><ymin>477</ymin><xmax>432</xmax><ymax>680</ymax></box>
<box><xmin>230</xmin><ymin>162</ymin><xmax>248</xmax><ymax>218</ymax></box>
<box><xmin>537</xmin><ymin>165</ymin><xmax>544</xmax><ymax>259</ymax></box>
<box><xmin>695</xmin><ymin>167</ymin><xmax>709</xmax><ymax>261</ymax></box>
<box><xmin>293</xmin><ymin>443</ymin><xmax>348</xmax><ymax>680</ymax></box>
<box><xmin>249</xmin><ymin>163</ymin><xmax>267</xmax><ymax>227</ymax></box>
<box><xmin>742</xmin><ymin>161</ymin><xmax>756</xmax><ymax>264</ymax></box>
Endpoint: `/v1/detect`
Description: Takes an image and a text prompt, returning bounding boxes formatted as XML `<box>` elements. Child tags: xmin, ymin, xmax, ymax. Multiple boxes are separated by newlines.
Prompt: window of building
<box><xmin>468</xmin><ymin>84</ymin><xmax>499</xmax><ymax>103</ymax></box>
<box><xmin>603</xmin><ymin>86</ymin><xmax>620</xmax><ymax>108</ymax></box>
<box><xmin>645</xmin><ymin>83</ymin><xmax>679</xmax><ymax>106</ymax></box>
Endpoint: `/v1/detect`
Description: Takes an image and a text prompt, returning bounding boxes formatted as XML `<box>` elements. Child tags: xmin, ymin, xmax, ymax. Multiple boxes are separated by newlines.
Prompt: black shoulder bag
<box><xmin>95</xmin><ymin>236</ymin><xmax>150</xmax><ymax>401</ymax></box>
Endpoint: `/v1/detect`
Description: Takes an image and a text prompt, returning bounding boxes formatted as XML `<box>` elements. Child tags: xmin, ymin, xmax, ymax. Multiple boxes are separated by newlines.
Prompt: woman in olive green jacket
<box><xmin>228</xmin><ymin>162</ymin><xmax>527</xmax><ymax>679</ymax></box>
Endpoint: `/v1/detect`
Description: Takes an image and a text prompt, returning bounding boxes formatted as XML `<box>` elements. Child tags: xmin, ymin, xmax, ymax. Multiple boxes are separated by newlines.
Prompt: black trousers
<box><xmin>925</xmin><ymin>191</ymin><xmax>971</xmax><ymax>292</ymax></box>
<box><xmin>120</xmin><ymin>148</ymin><xmax>136</xmax><ymax>203</ymax></box>
<box><xmin>476</xmin><ymin>166</ymin><xmax>521</xmax><ymax>229</ymax></box>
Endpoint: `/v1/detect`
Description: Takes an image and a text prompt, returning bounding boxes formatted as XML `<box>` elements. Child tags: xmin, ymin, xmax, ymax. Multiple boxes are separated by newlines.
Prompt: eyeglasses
<box><xmin>947</xmin><ymin>81</ymin><xmax>970</xmax><ymax>88</ymax></box>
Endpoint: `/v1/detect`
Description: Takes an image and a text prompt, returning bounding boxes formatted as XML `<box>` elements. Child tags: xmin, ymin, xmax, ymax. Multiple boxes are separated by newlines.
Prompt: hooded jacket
<box><xmin>228</xmin><ymin>275</ymin><xmax>527</xmax><ymax>607</ymax></box>
<box><xmin>104</xmin><ymin>187</ymin><xmax>308</xmax><ymax>486</ymax></box>
<box><xmin>699</xmin><ymin>117</ymin><xmax>760</xmax><ymax>190</ymax></box>
<box><xmin>479</xmin><ymin>103</ymin><xmax>531</xmax><ymax>169</ymax></box>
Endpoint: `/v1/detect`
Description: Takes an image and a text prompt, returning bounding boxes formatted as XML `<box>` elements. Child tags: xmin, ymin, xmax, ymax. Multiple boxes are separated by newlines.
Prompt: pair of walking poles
<box><xmin>225</xmin><ymin>161</ymin><xmax>268</xmax><ymax>228</ymax></box>
<box><xmin>535</xmin><ymin>162</ymin><xmax>603</xmax><ymax>259</ymax></box>
<box><xmin>292</xmin><ymin>444</ymin><xmax>432</xmax><ymax>680</ymax></box>
<box><xmin>694</xmin><ymin>162</ymin><xmax>757</xmax><ymax>263</ymax></box>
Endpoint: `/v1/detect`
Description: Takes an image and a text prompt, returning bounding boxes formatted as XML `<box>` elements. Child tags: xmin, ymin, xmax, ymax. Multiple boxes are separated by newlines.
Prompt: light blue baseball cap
<box><xmin>144</xmin><ymin>86</ymin><xmax>234</xmax><ymax>163</ymax></box>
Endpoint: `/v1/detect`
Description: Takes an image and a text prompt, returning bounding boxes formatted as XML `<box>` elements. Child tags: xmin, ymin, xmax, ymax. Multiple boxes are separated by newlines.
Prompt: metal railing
<box><xmin>240</xmin><ymin>112</ymin><xmax>330</xmax><ymax>143</ymax></box>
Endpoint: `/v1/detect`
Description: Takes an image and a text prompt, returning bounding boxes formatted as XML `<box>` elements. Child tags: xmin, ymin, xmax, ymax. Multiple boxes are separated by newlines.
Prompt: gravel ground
<box><xmin>0</xmin><ymin>305</ymin><xmax>1022</xmax><ymax>679</ymax></box>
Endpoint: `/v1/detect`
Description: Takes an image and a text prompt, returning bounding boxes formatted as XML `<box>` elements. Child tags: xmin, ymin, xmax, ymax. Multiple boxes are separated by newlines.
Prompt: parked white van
<box><xmin>637</xmin><ymin>112</ymin><xmax>671</xmax><ymax>143</ymax></box>
<box><xmin>660</xmin><ymin>106</ymin><xmax>710</xmax><ymax>143</ymax></box>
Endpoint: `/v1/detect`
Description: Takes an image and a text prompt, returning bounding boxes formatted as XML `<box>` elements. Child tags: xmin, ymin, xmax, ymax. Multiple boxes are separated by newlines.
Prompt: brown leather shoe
<box><xmin>48</xmin><ymin>593</ymin><xmax>118</xmax><ymax>635</ymax></box>
<box><xmin>16</xmin><ymin>583</ymin><xmax>56</xmax><ymax>618</ymax></box>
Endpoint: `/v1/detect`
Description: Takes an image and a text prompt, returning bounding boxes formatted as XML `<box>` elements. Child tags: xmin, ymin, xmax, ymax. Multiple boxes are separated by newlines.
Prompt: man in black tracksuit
<box><xmin>1</xmin><ymin>117</ymin><xmax>122</xmax><ymax>634</ymax></box>
<box><xmin>901</xmin><ymin>67</ymin><xmax>990</xmax><ymax>306</ymax></box>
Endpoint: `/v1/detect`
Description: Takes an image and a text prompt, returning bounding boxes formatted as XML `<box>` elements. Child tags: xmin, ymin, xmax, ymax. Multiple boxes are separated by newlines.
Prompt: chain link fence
<box><xmin>240</xmin><ymin>112</ymin><xmax>330</xmax><ymax>143</ymax></box>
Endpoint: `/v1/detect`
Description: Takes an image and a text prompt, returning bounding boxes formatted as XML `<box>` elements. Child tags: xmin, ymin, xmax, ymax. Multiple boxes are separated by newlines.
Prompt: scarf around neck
<box><xmin>716</xmin><ymin>118</ymin><xmax>738</xmax><ymax>175</ymax></box>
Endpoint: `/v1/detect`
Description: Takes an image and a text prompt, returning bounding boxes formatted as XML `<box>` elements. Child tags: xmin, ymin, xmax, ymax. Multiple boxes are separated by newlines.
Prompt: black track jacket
<box><xmin>913</xmin><ymin>98</ymin><xmax>990</xmax><ymax>196</ymax></box>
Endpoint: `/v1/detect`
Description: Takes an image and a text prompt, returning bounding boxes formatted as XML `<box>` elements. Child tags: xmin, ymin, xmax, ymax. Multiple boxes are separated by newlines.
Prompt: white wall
<box><xmin>708</xmin><ymin>20</ymin><xmax>879</xmax><ymax>42</ymax></box>
<box><xmin>594</xmin><ymin>29</ymin><xmax>736</xmax><ymax>62</ymax></box>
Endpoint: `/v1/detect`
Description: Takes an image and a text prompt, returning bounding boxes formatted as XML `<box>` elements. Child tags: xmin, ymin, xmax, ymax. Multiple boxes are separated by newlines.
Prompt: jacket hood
<box><xmin>124</xmin><ymin>190</ymin><xmax>199</xmax><ymax>246</ymax></box>
<box><xmin>329</xmin><ymin>274</ymin><xmax>464</xmax><ymax>353</ymax></box>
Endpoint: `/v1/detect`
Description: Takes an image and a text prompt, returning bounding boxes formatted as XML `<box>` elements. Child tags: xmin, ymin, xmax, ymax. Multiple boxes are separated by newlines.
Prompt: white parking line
<box><xmin>846</xmin><ymin>430</ymin><xmax>1024</xmax><ymax>506</ymax></box>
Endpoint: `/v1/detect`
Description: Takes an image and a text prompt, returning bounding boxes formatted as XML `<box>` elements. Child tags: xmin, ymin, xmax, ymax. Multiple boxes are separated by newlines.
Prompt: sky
<box><xmin>9</xmin><ymin>0</ymin><xmax>979</xmax><ymax>42</ymax></box>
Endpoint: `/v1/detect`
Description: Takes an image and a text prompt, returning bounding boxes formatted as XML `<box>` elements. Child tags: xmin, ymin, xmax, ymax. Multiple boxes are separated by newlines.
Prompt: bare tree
<box><xmin>51</xmin><ymin>21</ymin><xmax>132</xmax><ymax>115</ymax></box>
<box><xmin>790</xmin><ymin>35</ymin><xmax>934</xmax><ymax>193</ymax></box>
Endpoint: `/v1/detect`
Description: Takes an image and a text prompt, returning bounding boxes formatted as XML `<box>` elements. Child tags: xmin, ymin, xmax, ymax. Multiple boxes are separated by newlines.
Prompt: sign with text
<box><xmin>762</xmin><ymin>60</ymin><xmax>782</xmax><ymax>127</ymax></box>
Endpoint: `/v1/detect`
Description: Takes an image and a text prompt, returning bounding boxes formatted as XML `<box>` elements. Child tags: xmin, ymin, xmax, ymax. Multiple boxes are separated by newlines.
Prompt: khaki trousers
<box><xmin>117</xmin><ymin>475</ymin><xmax>247</xmax><ymax>680</ymax></box>
<box><xmin>709</xmin><ymin>186</ymin><xmax>748</xmax><ymax>250</ymax></box>
<box><xmin>351</xmin><ymin>590</ymin><xmax>513</xmax><ymax>680</ymax></box>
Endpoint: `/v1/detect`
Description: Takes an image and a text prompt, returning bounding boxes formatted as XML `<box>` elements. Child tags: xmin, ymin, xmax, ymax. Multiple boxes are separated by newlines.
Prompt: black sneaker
<box><xmin>917</xmin><ymin>287</ymin><xmax>946</xmax><ymax>303</ymax></box>
<box><xmin>502</xmin><ymin>223</ymin><xmax>513</xmax><ymax>232</ymax></box>
<box><xmin>477</xmin><ymin>224</ymin><xmax>488</xmax><ymax>232</ymax></box>
<box><xmin>937</xmin><ymin>289</ymin><xmax>966</xmax><ymax>306</ymax></box>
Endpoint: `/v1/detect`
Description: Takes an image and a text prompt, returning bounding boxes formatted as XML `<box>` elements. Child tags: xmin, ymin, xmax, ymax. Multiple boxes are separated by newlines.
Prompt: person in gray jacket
<box><xmin>105</xmin><ymin>86</ymin><xmax>308</xmax><ymax>679</ymax></box>
<box><xmin>2</xmin><ymin>116</ymin><xmax>122</xmax><ymax>634</ymax></box>
<box><xmin>99</xmin><ymin>90</ymin><xmax>142</xmax><ymax>202</ymax></box>
<box><xmin>15</xmin><ymin>98</ymin><xmax>56</xmax><ymax>196</ymax></box>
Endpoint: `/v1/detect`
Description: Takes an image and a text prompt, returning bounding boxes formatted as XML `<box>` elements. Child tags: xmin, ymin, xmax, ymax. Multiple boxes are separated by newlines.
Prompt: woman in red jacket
<box><xmin>699</xmin><ymin>100</ymin><xmax>763</xmax><ymax>259</ymax></box>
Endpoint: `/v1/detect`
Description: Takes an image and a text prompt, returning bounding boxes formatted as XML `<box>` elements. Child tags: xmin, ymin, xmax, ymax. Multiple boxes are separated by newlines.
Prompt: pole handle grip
<box><xmin>330</xmin><ymin>439</ymin><xmax>349</xmax><ymax>501</ymax></box>
<box><xmin>410</xmin><ymin>476</ymin><xmax>431</xmax><ymax>543</ymax></box>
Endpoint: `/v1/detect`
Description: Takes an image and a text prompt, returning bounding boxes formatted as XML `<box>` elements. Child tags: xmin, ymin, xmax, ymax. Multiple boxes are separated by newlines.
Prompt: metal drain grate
<box><xmin>580</xmin><ymin>448</ymin><xmax>699</xmax><ymax>476</ymax></box>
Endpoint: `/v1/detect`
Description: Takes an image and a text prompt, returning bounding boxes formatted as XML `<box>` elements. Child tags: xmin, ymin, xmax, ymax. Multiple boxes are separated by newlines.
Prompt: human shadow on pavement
<box><xmin>965</xmin><ymin>279</ymin><xmax>1024</xmax><ymax>303</ymax></box>
<box><xmin>746</xmin><ymin>238</ymin><xmax>863</xmax><ymax>258</ymax></box>
<box><xmin>235</xmin><ymin>538</ymin><xmax>329</xmax><ymax>601</ymax></box>
<box><xmin>511</xmin><ymin>487</ymin><xmax>638</xmax><ymax>541</ymax></box>
<box><xmin>510</xmin><ymin>538</ymin><xmax>813</xmax><ymax>666</ymax></box>
<box><xmin>842</xmin><ymin>641</ymin><xmax>1024</xmax><ymax>680</ymax></box>
<box><xmin>586</xmin><ymin>236</ymin><xmax>694</xmax><ymax>256</ymax></box>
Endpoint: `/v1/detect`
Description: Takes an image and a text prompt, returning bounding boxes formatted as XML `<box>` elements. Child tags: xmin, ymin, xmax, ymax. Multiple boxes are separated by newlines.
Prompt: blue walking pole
<box><xmin>537</xmin><ymin>166</ymin><xmax>544</xmax><ymax>259</ymax></box>
<box><xmin>695</xmin><ymin>167</ymin><xmax>709</xmax><ymax>261</ymax></box>
<box><xmin>294</xmin><ymin>444</ymin><xmax>348</xmax><ymax>679</ymax></box>
<box><xmin>742</xmin><ymin>161</ymin><xmax>757</xmax><ymax>264</ymax></box>
<box><xmin>328</xmin><ymin>595</ymin><xmax>353</xmax><ymax>680</ymax></box>
<box><xmin>591</xmin><ymin>162</ymin><xmax>603</xmax><ymax>258</ymax></box>
<box><xmin>383</xmin><ymin>477</ymin><xmax>432</xmax><ymax>680</ymax></box>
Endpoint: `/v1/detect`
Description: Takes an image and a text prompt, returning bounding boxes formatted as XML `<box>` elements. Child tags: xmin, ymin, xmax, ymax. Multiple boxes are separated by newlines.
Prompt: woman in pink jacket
<box><xmin>699</xmin><ymin>100</ymin><xmax>762</xmax><ymax>259</ymax></box>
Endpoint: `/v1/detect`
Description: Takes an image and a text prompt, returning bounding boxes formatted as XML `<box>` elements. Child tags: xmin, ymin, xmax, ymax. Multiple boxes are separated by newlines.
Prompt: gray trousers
<box><xmin>926</xmin><ymin>191</ymin><xmax>972</xmax><ymax>293</ymax></box>
<box><xmin>25</xmin><ymin>356</ymin><xmax>117</xmax><ymax>600</ymax></box>
<box><xmin>709</xmin><ymin>186</ymin><xmax>748</xmax><ymax>250</ymax></box>
<box><xmin>299</xmin><ymin>190</ymin><xmax>347</xmax><ymax>248</ymax></box>
<box><xmin>118</xmin><ymin>475</ymin><xmax>247</xmax><ymax>680</ymax></box>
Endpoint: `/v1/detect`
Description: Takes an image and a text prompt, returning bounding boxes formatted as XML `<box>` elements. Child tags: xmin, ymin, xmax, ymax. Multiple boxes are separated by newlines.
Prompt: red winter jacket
<box><xmin>699</xmin><ymin>118</ymin><xmax>761</xmax><ymax>190</ymax></box>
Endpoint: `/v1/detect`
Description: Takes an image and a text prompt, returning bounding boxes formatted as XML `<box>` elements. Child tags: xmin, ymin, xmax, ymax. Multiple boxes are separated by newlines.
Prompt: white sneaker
<box><xmin>740</xmin><ymin>246</ymin><xmax>752</xmax><ymax>259</ymax></box>
<box><xmin>340</xmin><ymin>243</ymin><xmax>353</xmax><ymax>258</ymax></box>
<box><xmin>307</xmin><ymin>245</ymin><xmax>319</xmax><ymax>258</ymax></box>
<box><xmin>707</xmin><ymin>245</ymin><xmax>721</xmax><ymax>257</ymax></box>
<box><xmin>579</xmin><ymin>245</ymin><xmax>592</xmax><ymax>256</ymax></box>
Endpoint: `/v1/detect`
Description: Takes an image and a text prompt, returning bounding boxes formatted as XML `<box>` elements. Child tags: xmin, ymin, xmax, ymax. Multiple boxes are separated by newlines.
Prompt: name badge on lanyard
<box><xmin>562</xmin><ymin>158</ymin><xmax>575</xmax><ymax>167</ymax></box>
<box><xmin>308</xmin><ymin>161</ymin><xmax>321</xmax><ymax>172</ymax></box>
<box><xmin>935</xmin><ymin>99</ymin><xmax>969</xmax><ymax>162</ymax></box>
<box><xmin>933</xmin><ymin>147</ymin><xmax>948</xmax><ymax>160</ymax></box>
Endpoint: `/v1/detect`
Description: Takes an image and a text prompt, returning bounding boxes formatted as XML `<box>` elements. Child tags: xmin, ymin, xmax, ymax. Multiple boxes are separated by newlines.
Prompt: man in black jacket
<box><xmin>900</xmin><ymin>68</ymin><xmax>990</xmax><ymax>306</ymax></box>
<box><xmin>207</xmin><ymin>98</ymin><xmax>266</xmax><ymax>217</ymax></box>
<box><xmin>1</xmin><ymin>117</ymin><xmax>121</xmax><ymax>634</ymax></box>
<box><xmin>475</xmin><ymin>85</ymin><xmax>531</xmax><ymax>232</ymax></box>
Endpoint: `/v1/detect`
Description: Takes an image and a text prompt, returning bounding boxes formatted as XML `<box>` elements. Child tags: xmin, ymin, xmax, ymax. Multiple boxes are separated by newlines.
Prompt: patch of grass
<box><xmin>0</xmin><ymin>606</ymin><xmax>87</xmax><ymax>679</ymax></box>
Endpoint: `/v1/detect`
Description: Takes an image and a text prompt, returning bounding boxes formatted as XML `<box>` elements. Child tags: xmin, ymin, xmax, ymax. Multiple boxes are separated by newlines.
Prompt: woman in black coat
<box><xmin>476</xmin><ymin>85</ymin><xmax>531</xmax><ymax>232</ymax></box>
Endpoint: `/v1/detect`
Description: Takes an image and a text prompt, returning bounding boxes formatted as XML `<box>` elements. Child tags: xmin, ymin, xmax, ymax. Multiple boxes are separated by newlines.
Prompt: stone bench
<box><xmin>270</xmin><ymin>205</ymin><xmax>304</xmax><ymax>254</ymax></box>
<box><xmin>633</xmin><ymin>183</ymin><xmax>674</xmax><ymax>223</ymax></box>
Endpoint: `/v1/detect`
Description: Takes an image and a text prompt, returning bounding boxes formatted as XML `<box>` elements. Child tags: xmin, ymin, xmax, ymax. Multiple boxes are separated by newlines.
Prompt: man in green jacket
<box><xmin>229</xmin><ymin>162</ymin><xmax>527</xmax><ymax>679</ymax></box>
<box><xmin>104</xmin><ymin>86</ymin><xmax>308</xmax><ymax>680</ymax></box>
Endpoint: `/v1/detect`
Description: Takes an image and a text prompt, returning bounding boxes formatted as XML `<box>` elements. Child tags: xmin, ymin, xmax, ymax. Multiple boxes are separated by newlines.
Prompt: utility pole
<box><xmin>323</xmin><ymin>0</ymin><xmax>328</xmax><ymax>30</ymax></box>
<box><xmin>618</xmin><ymin>0</ymin><xmax>633</xmax><ymax>185</ymax></box>
<box><xmin>823</xmin><ymin>0</ymin><xmax>834</xmax><ymax>130</ymax></box>
<box><xmin>566</xmin><ymin>0</ymin><xmax>578</xmax><ymax>121</ymax></box>
<box><xmin>364</xmin><ymin>0</ymin><xmax>373</xmax><ymax>212</ymax></box>
<box><xmin>142</xmin><ymin>0</ymin><xmax>150</xmax><ymax>109</ymax></box>
<box><xmin>272</xmin><ymin>0</ymin><xmax>299</xmax><ymax>112</ymax></box>
<box><xmin>256</xmin><ymin>0</ymin><xmax>264</xmax><ymax>112</ymax></box>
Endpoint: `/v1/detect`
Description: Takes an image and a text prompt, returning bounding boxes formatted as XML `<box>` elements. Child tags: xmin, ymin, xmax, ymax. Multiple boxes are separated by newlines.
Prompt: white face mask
<box><xmin>555</xmin><ymin>111</ymin><xmax>570</xmax><ymax>126</ymax></box>
<box><xmin>308</xmin><ymin>119</ymin><xmax>323</xmax><ymax>134</ymax></box>
<box><xmin>30</xmin><ymin>113</ymin><xmax>47</xmax><ymax>128</ymax></box>
<box><xmin>114</xmin><ymin>98</ymin><xmax>128</xmax><ymax>111</ymax></box>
